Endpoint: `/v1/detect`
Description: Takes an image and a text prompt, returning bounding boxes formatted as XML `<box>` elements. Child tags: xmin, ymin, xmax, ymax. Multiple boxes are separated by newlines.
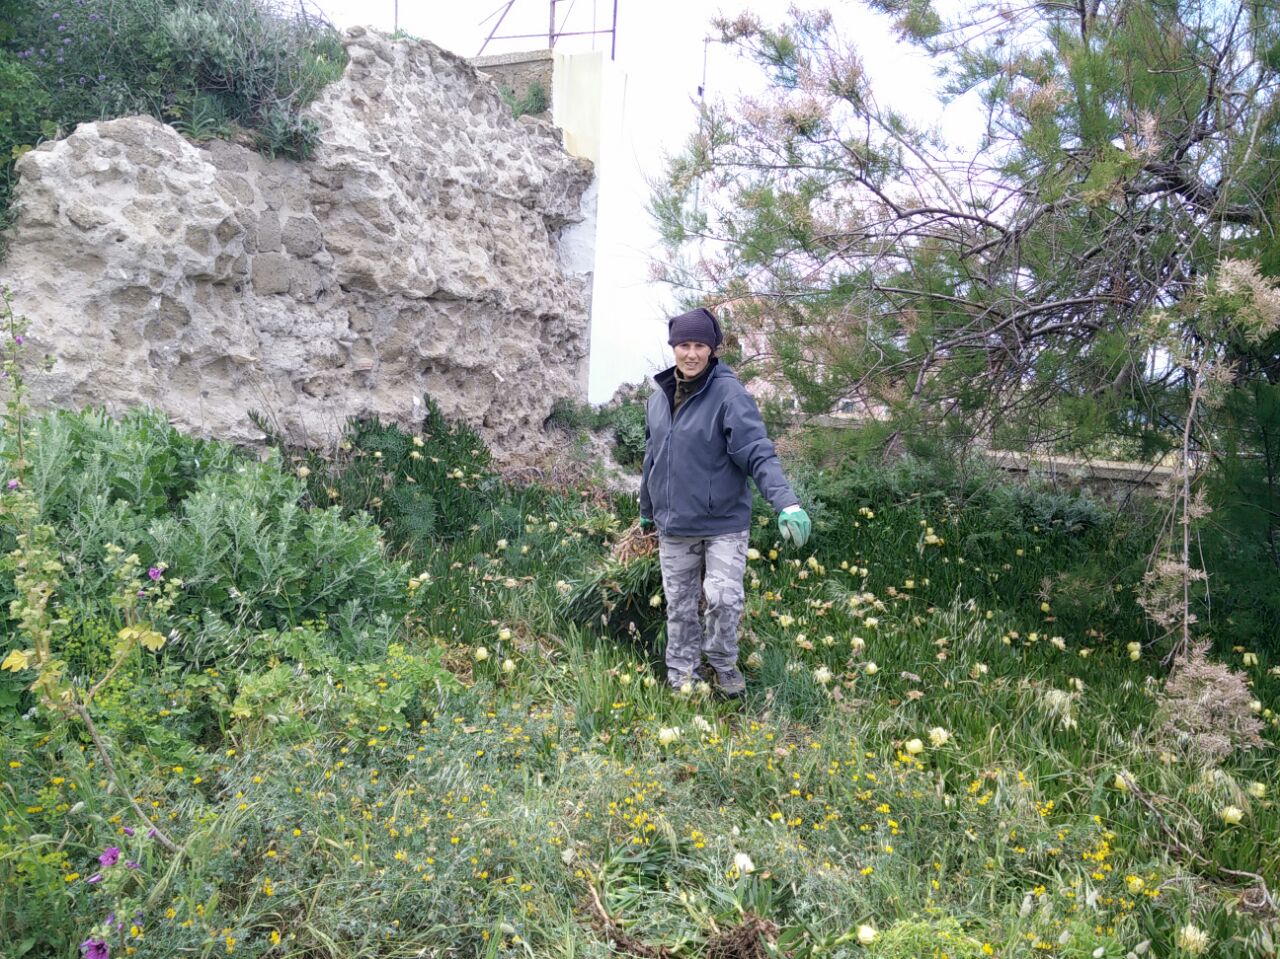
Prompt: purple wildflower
<box><xmin>6</xmin><ymin>479</ymin><xmax>19</xmax><ymax>490</ymax></box>
<box><xmin>86</xmin><ymin>872</ymin><xmax>103</xmax><ymax>884</ymax></box>
<box><xmin>98</xmin><ymin>846</ymin><xmax>120</xmax><ymax>867</ymax></box>
<box><xmin>147</xmin><ymin>566</ymin><xmax>163</xmax><ymax>581</ymax></box>
<box><xmin>12</xmin><ymin>335</ymin><xmax>22</xmax><ymax>345</ymax></box>
<box><xmin>125</xmin><ymin>860</ymin><xmax>139</xmax><ymax>870</ymax></box>
<box><xmin>80</xmin><ymin>939</ymin><xmax>109</xmax><ymax>959</ymax></box>
<box><xmin>122</xmin><ymin>826</ymin><xmax>135</xmax><ymax>837</ymax></box>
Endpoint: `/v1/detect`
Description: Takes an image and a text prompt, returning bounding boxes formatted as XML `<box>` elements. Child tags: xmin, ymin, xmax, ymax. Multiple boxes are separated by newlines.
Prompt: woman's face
<box><xmin>674</xmin><ymin>341</ymin><xmax>712</xmax><ymax>378</ymax></box>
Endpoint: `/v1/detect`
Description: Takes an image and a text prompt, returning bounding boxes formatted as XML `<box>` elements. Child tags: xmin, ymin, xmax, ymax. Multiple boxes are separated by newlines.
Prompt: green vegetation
<box><xmin>0</xmin><ymin>2</ymin><xmax>1277</xmax><ymax>949</ymax></box>
<box><xmin>0</xmin><ymin>0</ymin><xmax>347</xmax><ymax>245</ymax></box>
<box><xmin>547</xmin><ymin>395</ymin><xmax>651</xmax><ymax>469</ymax></box>
<box><xmin>499</xmin><ymin>80</ymin><xmax>550</xmax><ymax>118</ymax></box>
<box><xmin>3</xmin><ymin>385</ymin><xmax>1276</xmax><ymax>957</ymax></box>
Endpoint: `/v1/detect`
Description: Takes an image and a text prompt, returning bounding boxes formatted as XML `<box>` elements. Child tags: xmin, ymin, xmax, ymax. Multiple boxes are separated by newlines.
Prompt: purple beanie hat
<box><xmin>667</xmin><ymin>308</ymin><xmax>723</xmax><ymax>348</ymax></box>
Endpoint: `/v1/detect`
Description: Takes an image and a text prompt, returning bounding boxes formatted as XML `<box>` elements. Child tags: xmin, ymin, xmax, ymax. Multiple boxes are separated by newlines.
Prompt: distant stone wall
<box><xmin>473</xmin><ymin>50</ymin><xmax>554</xmax><ymax>114</ymax></box>
<box><xmin>1</xmin><ymin>28</ymin><xmax>594</xmax><ymax>459</ymax></box>
<box><xmin>799</xmin><ymin>416</ymin><xmax>1173</xmax><ymax>496</ymax></box>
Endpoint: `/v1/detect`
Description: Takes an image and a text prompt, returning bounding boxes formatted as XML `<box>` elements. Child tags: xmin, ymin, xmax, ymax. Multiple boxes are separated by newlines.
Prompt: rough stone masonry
<box><xmin>0</xmin><ymin>27</ymin><xmax>594</xmax><ymax>457</ymax></box>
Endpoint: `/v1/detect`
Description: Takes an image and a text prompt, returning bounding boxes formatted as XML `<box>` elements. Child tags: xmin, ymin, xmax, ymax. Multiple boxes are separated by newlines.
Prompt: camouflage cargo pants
<box><xmin>658</xmin><ymin>530</ymin><xmax>749</xmax><ymax>690</ymax></box>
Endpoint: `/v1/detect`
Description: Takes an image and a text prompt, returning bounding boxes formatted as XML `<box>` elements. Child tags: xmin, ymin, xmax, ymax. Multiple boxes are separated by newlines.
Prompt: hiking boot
<box><xmin>668</xmin><ymin>674</ymin><xmax>695</xmax><ymax>694</ymax></box>
<box><xmin>714</xmin><ymin>668</ymin><xmax>746</xmax><ymax>699</ymax></box>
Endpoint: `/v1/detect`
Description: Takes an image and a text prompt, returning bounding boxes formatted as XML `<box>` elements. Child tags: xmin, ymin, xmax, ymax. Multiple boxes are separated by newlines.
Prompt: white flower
<box><xmin>850</xmin><ymin>636</ymin><xmax>865</xmax><ymax>651</ymax></box>
<box><xmin>649</xmin><ymin>593</ymin><xmax>663</xmax><ymax>608</ymax></box>
<box><xmin>692</xmin><ymin>715</ymin><xmax>713</xmax><ymax>734</ymax></box>
<box><xmin>813</xmin><ymin>665</ymin><xmax>833</xmax><ymax>685</ymax></box>
<box><xmin>856</xmin><ymin>924</ymin><xmax>877</xmax><ymax>945</ymax></box>
<box><xmin>864</xmin><ymin>661</ymin><xmax>879</xmax><ymax>676</ymax></box>
<box><xmin>863</xmin><ymin>617</ymin><xmax>879</xmax><ymax>628</ymax></box>
<box><xmin>928</xmin><ymin>727</ymin><xmax>950</xmax><ymax>748</ymax></box>
<box><xmin>732</xmin><ymin>852</ymin><xmax>755</xmax><ymax>874</ymax></box>
<box><xmin>1127</xmin><ymin>641</ymin><xmax>1142</xmax><ymax>661</ymax></box>
<box><xmin>1176</xmin><ymin>923</ymin><xmax>1210</xmax><ymax>955</ymax></box>
<box><xmin>905</xmin><ymin>738</ymin><xmax>925</xmax><ymax>756</ymax></box>
<box><xmin>1220</xmin><ymin>804</ymin><xmax>1244</xmax><ymax>825</ymax></box>
<box><xmin>497</xmin><ymin>628</ymin><xmax>512</xmax><ymax>642</ymax></box>
<box><xmin>658</xmin><ymin>726</ymin><xmax>681</xmax><ymax>747</ymax></box>
<box><xmin>473</xmin><ymin>646</ymin><xmax>489</xmax><ymax>662</ymax></box>
<box><xmin>678</xmin><ymin>681</ymin><xmax>693</xmax><ymax>696</ymax></box>
<box><xmin>618</xmin><ymin>672</ymin><xmax>632</xmax><ymax>686</ymax></box>
<box><xmin>745</xmin><ymin>651</ymin><xmax>763</xmax><ymax>670</ymax></box>
<box><xmin>1050</xmin><ymin>636</ymin><xmax>1067</xmax><ymax>651</ymax></box>
<box><xmin>495</xmin><ymin>539</ymin><xmax>508</xmax><ymax>550</ymax></box>
<box><xmin>746</xmin><ymin>548</ymin><xmax>761</xmax><ymax>561</ymax></box>
<box><xmin>696</xmin><ymin>681</ymin><xmax>712</xmax><ymax>696</ymax></box>
<box><xmin>501</xmin><ymin>658</ymin><xmax>516</xmax><ymax>674</ymax></box>
<box><xmin>1247</xmin><ymin>781</ymin><xmax>1267</xmax><ymax>799</ymax></box>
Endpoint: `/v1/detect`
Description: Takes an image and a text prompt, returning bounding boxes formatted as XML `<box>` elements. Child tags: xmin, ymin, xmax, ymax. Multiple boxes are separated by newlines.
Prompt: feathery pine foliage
<box><xmin>653</xmin><ymin>0</ymin><xmax>1280</xmax><ymax>459</ymax></box>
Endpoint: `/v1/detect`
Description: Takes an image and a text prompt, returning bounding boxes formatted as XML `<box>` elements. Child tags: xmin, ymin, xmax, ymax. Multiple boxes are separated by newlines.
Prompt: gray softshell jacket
<box><xmin>640</xmin><ymin>360</ymin><xmax>799</xmax><ymax>537</ymax></box>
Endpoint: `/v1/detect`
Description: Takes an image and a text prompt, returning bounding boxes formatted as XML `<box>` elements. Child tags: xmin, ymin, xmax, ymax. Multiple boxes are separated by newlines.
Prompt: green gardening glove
<box><xmin>639</xmin><ymin>517</ymin><xmax>655</xmax><ymax>532</ymax></box>
<box><xmin>778</xmin><ymin>506</ymin><xmax>812</xmax><ymax>548</ymax></box>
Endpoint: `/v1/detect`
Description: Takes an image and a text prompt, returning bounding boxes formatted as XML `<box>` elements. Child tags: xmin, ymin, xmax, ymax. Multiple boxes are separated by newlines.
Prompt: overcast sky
<box><xmin>308</xmin><ymin>0</ymin><xmax>953</xmax><ymax>402</ymax></box>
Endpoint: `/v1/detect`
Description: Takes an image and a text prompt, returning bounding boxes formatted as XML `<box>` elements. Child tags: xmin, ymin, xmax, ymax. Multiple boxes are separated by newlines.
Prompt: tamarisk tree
<box><xmin>652</xmin><ymin>1</ymin><xmax>1280</xmax><ymax>458</ymax></box>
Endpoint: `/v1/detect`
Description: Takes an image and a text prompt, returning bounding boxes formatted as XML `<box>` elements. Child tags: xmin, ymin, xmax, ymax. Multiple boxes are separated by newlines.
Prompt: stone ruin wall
<box><xmin>0</xmin><ymin>27</ymin><xmax>594</xmax><ymax>458</ymax></box>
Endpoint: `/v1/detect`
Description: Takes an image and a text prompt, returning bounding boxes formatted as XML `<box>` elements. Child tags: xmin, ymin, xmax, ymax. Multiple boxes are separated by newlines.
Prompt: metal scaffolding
<box><xmin>477</xmin><ymin>0</ymin><xmax>619</xmax><ymax>59</ymax></box>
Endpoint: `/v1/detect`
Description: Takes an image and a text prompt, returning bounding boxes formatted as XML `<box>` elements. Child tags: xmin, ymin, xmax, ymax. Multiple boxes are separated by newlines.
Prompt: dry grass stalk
<box><xmin>611</xmin><ymin>521</ymin><xmax>658</xmax><ymax>563</ymax></box>
<box><xmin>1157</xmin><ymin>642</ymin><xmax>1265</xmax><ymax>763</ymax></box>
<box><xmin>704</xmin><ymin>913</ymin><xmax>780</xmax><ymax>959</ymax></box>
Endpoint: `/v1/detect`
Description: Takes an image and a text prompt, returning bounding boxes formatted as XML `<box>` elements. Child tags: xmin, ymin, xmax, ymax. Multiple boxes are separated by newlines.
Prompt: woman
<box><xmin>639</xmin><ymin>307</ymin><xmax>812</xmax><ymax>696</ymax></box>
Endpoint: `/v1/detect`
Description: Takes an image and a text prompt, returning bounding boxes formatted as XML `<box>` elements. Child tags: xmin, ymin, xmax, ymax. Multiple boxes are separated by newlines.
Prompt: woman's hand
<box><xmin>778</xmin><ymin>506</ymin><xmax>811</xmax><ymax>548</ymax></box>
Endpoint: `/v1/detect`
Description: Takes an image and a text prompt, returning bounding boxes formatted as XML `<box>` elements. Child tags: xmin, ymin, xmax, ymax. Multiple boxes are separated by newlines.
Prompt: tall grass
<box><xmin>1</xmin><ymin>407</ymin><xmax>1275</xmax><ymax>959</ymax></box>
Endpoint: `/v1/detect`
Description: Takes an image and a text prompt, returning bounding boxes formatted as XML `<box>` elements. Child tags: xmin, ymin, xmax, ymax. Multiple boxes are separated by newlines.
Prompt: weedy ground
<box><xmin>1</xmin><ymin>407</ymin><xmax>1276</xmax><ymax>959</ymax></box>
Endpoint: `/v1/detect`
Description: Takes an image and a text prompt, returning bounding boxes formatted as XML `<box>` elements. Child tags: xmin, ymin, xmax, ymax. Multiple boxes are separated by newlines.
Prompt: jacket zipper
<box><xmin>663</xmin><ymin>369</ymin><xmax>715</xmax><ymax>530</ymax></box>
